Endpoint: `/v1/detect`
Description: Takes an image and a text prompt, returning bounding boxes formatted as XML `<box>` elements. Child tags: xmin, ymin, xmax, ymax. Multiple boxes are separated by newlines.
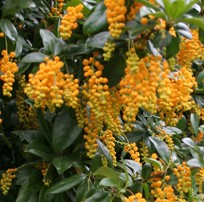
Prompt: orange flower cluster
<box><xmin>177</xmin><ymin>29</ymin><xmax>204</xmax><ymax>66</ymax></box>
<box><xmin>100</xmin><ymin>130</ymin><xmax>117</xmax><ymax>166</ymax></box>
<box><xmin>173</xmin><ymin>162</ymin><xmax>192</xmax><ymax>199</ymax></box>
<box><xmin>119</xmin><ymin>52</ymin><xmax>162</xmax><ymax>130</ymax></box>
<box><xmin>24</xmin><ymin>56</ymin><xmax>80</xmax><ymax>112</ymax></box>
<box><xmin>41</xmin><ymin>162</ymin><xmax>51</xmax><ymax>187</ymax></box>
<box><xmin>104</xmin><ymin>0</ymin><xmax>127</xmax><ymax>38</ymax></box>
<box><xmin>0</xmin><ymin>50</ymin><xmax>18</xmax><ymax>97</ymax></box>
<box><xmin>157</xmin><ymin>66</ymin><xmax>197</xmax><ymax>125</ymax></box>
<box><xmin>82</xmin><ymin>58</ymin><xmax>122</xmax><ymax>158</ymax></box>
<box><xmin>103</xmin><ymin>40</ymin><xmax>115</xmax><ymax>61</ymax></box>
<box><xmin>195</xmin><ymin>168</ymin><xmax>204</xmax><ymax>193</ymax></box>
<box><xmin>16</xmin><ymin>75</ymin><xmax>38</xmax><ymax>129</ymax></box>
<box><xmin>59</xmin><ymin>4</ymin><xmax>84</xmax><ymax>40</ymax></box>
<box><xmin>50</xmin><ymin>0</ymin><xmax>64</xmax><ymax>16</ymax></box>
<box><xmin>124</xmin><ymin>192</ymin><xmax>146</xmax><ymax>202</ymax></box>
<box><xmin>0</xmin><ymin>168</ymin><xmax>17</xmax><ymax>195</ymax></box>
<box><xmin>127</xmin><ymin>2</ymin><xmax>143</xmax><ymax>21</ymax></box>
<box><xmin>124</xmin><ymin>143</ymin><xmax>140</xmax><ymax>164</ymax></box>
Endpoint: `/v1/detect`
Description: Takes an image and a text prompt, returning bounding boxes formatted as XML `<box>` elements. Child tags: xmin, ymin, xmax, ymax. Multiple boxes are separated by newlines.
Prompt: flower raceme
<box><xmin>104</xmin><ymin>0</ymin><xmax>127</xmax><ymax>38</ymax></box>
<box><xmin>24</xmin><ymin>56</ymin><xmax>80</xmax><ymax>112</ymax></box>
<box><xmin>0</xmin><ymin>50</ymin><xmax>18</xmax><ymax>97</ymax></box>
<box><xmin>59</xmin><ymin>4</ymin><xmax>84</xmax><ymax>40</ymax></box>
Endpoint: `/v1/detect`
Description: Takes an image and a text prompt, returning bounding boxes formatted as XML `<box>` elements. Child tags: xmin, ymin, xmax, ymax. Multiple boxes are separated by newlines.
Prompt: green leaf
<box><xmin>197</xmin><ymin>71</ymin><xmax>204</xmax><ymax>88</ymax></box>
<box><xmin>97</xmin><ymin>139</ymin><xmax>114</xmax><ymax>168</ymax></box>
<box><xmin>143</xmin><ymin>183</ymin><xmax>150</xmax><ymax>201</ymax></box>
<box><xmin>149</xmin><ymin>136</ymin><xmax>170</xmax><ymax>163</ymax></box>
<box><xmin>142</xmin><ymin>163</ymin><xmax>152</xmax><ymax>180</ymax></box>
<box><xmin>99</xmin><ymin>178</ymin><xmax>119</xmax><ymax>188</ymax></box>
<box><xmin>187</xmin><ymin>158</ymin><xmax>204</xmax><ymax>168</ymax></box>
<box><xmin>46</xmin><ymin>174</ymin><xmax>86</xmax><ymax>194</ymax></box>
<box><xmin>21</xmin><ymin>52</ymin><xmax>47</xmax><ymax>63</ymax></box>
<box><xmin>15</xmin><ymin>63</ymin><xmax>30</xmax><ymax>76</ymax></box>
<box><xmin>190</xmin><ymin>113</ymin><xmax>200</xmax><ymax>135</ymax></box>
<box><xmin>12</xmin><ymin>130</ymin><xmax>41</xmax><ymax>142</ymax></box>
<box><xmin>181</xmin><ymin>17</ymin><xmax>204</xmax><ymax>30</ymax></box>
<box><xmin>85</xmin><ymin>192</ymin><xmax>110</xmax><ymax>202</ymax></box>
<box><xmin>127</xmin><ymin>21</ymin><xmax>152</xmax><ymax>40</ymax></box>
<box><xmin>182</xmin><ymin>137</ymin><xmax>196</xmax><ymax>148</ymax></box>
<box><xmin>175</xmin><ymin>0</ymin><xmax>199</xmax><ymax>18</ymax></box>
<box><xmin>86</xmin><ymin>31</ymin><xmax>110</xmax><ymax>49</ymax></box>
<box><xmin>94</xmin><ymin>166</ymin><xmax>119</xmax><ymax>183</ymax></box>
<box><xmin>2</xmin><ymin>0</ymin><xmax>35</xmax><ymax>17</ymax></box>
<box><xmin>144</xmin><ymin>158</ymin><xmax>163</xmax><ymax>170</ymax></box>
<box><xmin>16</xmin><ymin>182</ymin><xmax>32</xmax><ymax>202</ymax></box>
<box><xmin>0</xmin><ymin>19</ymin><xmax>17</xmax><ymax>41</ymax></box>
<box><xmin>170</xmin><ymin>0</ymin><xmax>186</xmax><ymax>18</ymax></box>
<box><xmin>25</xmin><ymin>138</ymin><xmax>55</xmax><ymax>161</ymax></box>
<box><xmin>36</xmin><ymin>109</ymin><xmax>52</xmax><ymax>144</ymax></box>
<box><xmin>102</xmin><ymin>53</ymin><xmax>126</xmax><ymax>87</ymax></box>
<box><xmin>15</xmin><ymin>36</ymin><xmax>23</xmax><ymax>57</ymax></box>
<box><xmin>64</xmin><ymin>44</ymin><xmax>86</xmax><ymax>57</ymax></box>
<box><xmin>76</xmin><ymin>179</ymin><xmax>89</xmax><ymax>202</ymax></box>
<box><xmin>83</xmin><ymin>2</ymin><xmax>108</xmax><ymax>36</ymax></box>
<box><xmin>39</xmin><ymin>187</ymin><xmax>55</xmax><ymax>202</ymax></box>
<box><xmin>166</xmin><ymin>36</ymin><xmax>179</xmax><ymax>58</ymax></box>
<box><xmin>123</xmin><ymin>159</ymin><xmax>142</xmax><ymax>175</ymax></box>
<box><xmin>52</xmin><ymin>155</ymin><xmax>77</xmax><ymax>175</ymax></box>
<box><xmin>52</xmin><ymin>108</ymin><xmax>82</xmax><ymax>153</ymax></box>
<box><xmin>176</xmin><ymin>115</ymin><xmax>187</xmax><ymax>131</ymax></box>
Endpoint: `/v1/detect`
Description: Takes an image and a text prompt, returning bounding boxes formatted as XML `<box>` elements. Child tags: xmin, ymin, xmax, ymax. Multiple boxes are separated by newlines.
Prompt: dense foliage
<box><xmin>0</xmin><ymin>0</ymin><xmax>204</xmax><ymax>201</ymax></box>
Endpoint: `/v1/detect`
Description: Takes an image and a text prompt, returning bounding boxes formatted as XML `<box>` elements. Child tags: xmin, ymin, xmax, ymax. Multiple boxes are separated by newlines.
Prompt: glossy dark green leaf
<box><xmin>102</xmin><ymin>53</ymin><xmax>126</xmax><ymax>87</ymax></box>
<box><xmin>86</xmin><ymin>31</ymin><xmax>110</xmax><ymax>49</ymax></box>
<box><xmin>46</xmin><ymin>174</ymin><xmax>86</xmax><ymax>194</ymax></box>
<box><xmin>76</xmin><ymin>179</ymin><xmax>89</xmax><ymax>202</ymax></box>
<box><xmin>52</xmin><ymin>155</ymin><xmax>77</xmax><ymax>175</ymax></box>
<box><xmin>99</xmin><ymin>178</ymin><xmax>119</xmax><ymax>188</ymax></box>
<box><xmin>12</xmin><ymin>130</ymin><xmax>41</xmax><ymax>142</ymax></box>
<box><xmin>190</xmin><ymin>113</ymin><xmax>200</xmax><ymax>135</ymax></box>
<box><xmin>187</xmin><ymin>158</ymin><xmax>204</xmax><ymax>168</ymax></box>
<box><xmin>176</xmin><ymin>115</ymin><xmax>187</xmax><ymax>131</ymax></box>
<box><xmin>144</xmin><ymin>158</ymin><xmax>163</xmax><ymax>170</ymax></box>
<box><xmin>52</xmin><ymin>108</ymin><xmax>82</xmax><ymax>153</ymax></box>
<box><xmin>85</xmin><ymin>192</ymin><xmax>110</xmax><ymax>202</ymax></box>
<box><xmin>64</xmin><ymin>44</ymin><xmax>86</xmax><ymax>57</ymax></box>
<box><xmin>149</xmin><ymin>136</ymin><xmax>170</xmax><ymax>163</ymax></box>
<box><xmin>142</xmin><ymin>163</ymin><xmax>152</xmax><ymax>180</ymax></box>
<box><xmin>15</xmin><ymin>36</ymin><xmax>23</xmax><ymax>57</ymax></box>
<box><xmin>2</xmin><ymin>0</ymin><xmax>35</xmax><ymax>17</ymax></box>
<box><xmin>16</xmin><ymin>182</ymin><xmax>32</xmax><ymax>202</ymax></box>
<box><xmin>83</xmin><ymin>2</ymin><xmax>108</xmax><ymax>36</ymax></box>
<box><xmin>127</xmin><ymin>21</ymin><xmax>152</xmax><ymax>40</ymax></box>
<box><xmin>36</xmin><ymin>109</ymin><xmax>52</xmax><ymax>144</ymax></box>
<box><xmin>97</xmin><ymin>139</ymin><xmax>114</xmax><ymax>168</ymax></box>
<box><xmin>197</xmin><ymin>71</ymin><xmax>204</xmax><ymax>88</ymax></box>
<box><xmin>166</xmin><ymin>36</ymin><xmax>179</xmax><ymax>58</ymax></box>
<box><xmin>170</xmin><ymin>0</ymin><xmax>186</xmax><ymax>18</ymax></box>
<box><xmin>175</xmin><ymin>0</ymin><xmax>199</xmax><ymax>18</ymax></box>
<box><xmin>182</xmin><ymin>137</ymin><xmax>196</xmax><ymax>148</ymax></box>
<box><xmin>21</xmin><ymin>52</ymin><xmax>47</xmax><ymax>63</ymax></box>
<box><xmin>94</xmin><ymin>166</ymin><xmax>119</xmax><ymax>183</ymax></box>
<box><xmin>143</xmin><ymin>183</ymin><xmax>150</xmax><ymax>200</ymax></box>
<box><xmin>90</xmin><ymin>153</ymin><xmax>103</xmax><ymax>172</ymax></box>
<box><xmin>39</xmin><ymin>186</ymin><xmax>55</xmax><ymax>202</ymax></box>
<box><xmin>25</xmin><ymin>138</ymin><xmax>55</xmax><ymax>161</ymax></box>
<box><xmin>181</xmin><ymin>17</ymin><xmax>204</xmax><ymax>30</ymax></box>
<box><xmin>0</xmin><ymin>19</ymin><xmax>17</xmax><ymax>41</ymax></box>
<box><xmin>123</xmin><ymin>159</ymin><xmax>142</xmax><ymax>175</ymax></box>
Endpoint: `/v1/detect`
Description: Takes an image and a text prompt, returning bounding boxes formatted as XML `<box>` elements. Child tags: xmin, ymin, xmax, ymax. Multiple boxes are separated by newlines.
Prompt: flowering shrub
<box><xmin>0</xmin><ymin>0</ymin><xmax>204</xmax><ymax>201</ymax></box>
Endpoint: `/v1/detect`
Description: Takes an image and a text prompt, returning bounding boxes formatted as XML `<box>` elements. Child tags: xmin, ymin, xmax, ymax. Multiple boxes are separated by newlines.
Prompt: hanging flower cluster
<box><xmin>0</xmin><ymin>50</ymin><xmax>18</xmax><ymax>97</ymax></box>
<box><xmin>59</xmin><ymin>4</ymin><xmax>84</xmax><ymax>40</ymax></box>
